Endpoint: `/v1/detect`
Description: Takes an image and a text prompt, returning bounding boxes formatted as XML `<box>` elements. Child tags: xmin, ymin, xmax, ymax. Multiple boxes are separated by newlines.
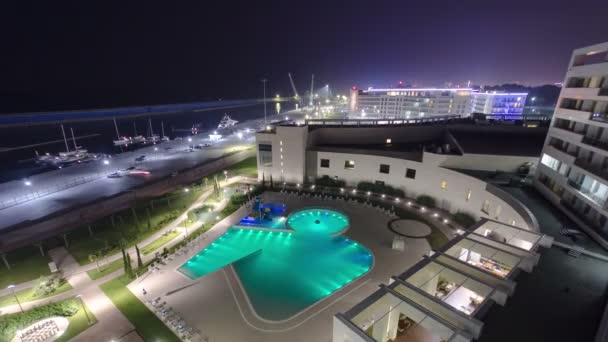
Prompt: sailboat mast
<box><xmin>113</xmin><ymin>117</ymin><xmax>121</xmax><ymax>140</ymax></box>
<box><xmin>148</xmin><ymin>117</ymin><xmax>153</xmax><ymax>137</ymax></box>
<box><xmin>133</xmin><ymin>122</ymin><xmax>137</xmax><ymax>137</ymax></box>
<box><xmin>161</xmin><ymin>121</ymin><xmax>165</xmax><ymax>137</ymax></box>
<box><xmin>70</xmin><ymin>127</ymin><xmax>78</xmax><ymax>151</ymax></box>
<box><xmin>60</xmin><ymin>124</ymin><xmax>70</xmax><ymax>152</ymax></box>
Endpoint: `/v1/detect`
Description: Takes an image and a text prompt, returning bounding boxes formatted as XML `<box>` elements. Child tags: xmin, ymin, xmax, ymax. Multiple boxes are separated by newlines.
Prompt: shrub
<box><xmin>357</xmin><ymin>181</ymin><xmax>405</xmax><ymax>198</ymax></box>
<box><xmin>0</xmin><ymin>298</ymin><xmax>79</xmax><ymax>341</ymax></box>
<box><xmin>315</xmin><ymin>176</ymin><xmax>346</xmax><ymax>188</ymax></box>
<box><xmin>416</xmin><ymin>195</ymin><xmax>436</xmax><ymax>208</ymax></box>
<box><xmin>33</xmin><ymin>274</ymin><xmax>66</xmax><ymax>297</ymax></box>
<box><xmin>452</xmin><ymin>211</ymin><xmax>477</xmax><ymax>228</ymax></box>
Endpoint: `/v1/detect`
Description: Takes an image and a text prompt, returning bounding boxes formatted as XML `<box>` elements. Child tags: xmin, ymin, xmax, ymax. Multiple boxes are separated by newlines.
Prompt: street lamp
<box><xmin>223</xmin><ymin>170</ymin><xmax>228</xmax><ymax>181</ymax></box>
<box><xmin>184</xmin><ymin>188</ymin><xmax>190</xmax><ymax>193</ymax></box>
<box><xmin>23</xmin><ymin>180</ymin><xmax>31</xmax><ymax>186</ymax></box>
<box><xmin>76</xmin><ymin>295</ymin><xmax>92</xmax><ymax>325</ymax></box>
<box><xmin>187</xmin><ymin>137</ymin><xmax>192</xmax><ymax>142</ymax></box>
<box><xmin>103</xmin><ymin>160</ymin><xmax>110</xmax><ymax>165</ymax></box>
<box><xmin>7</xmin><ymin>284</ymin><xmax>23</xmax><ymax>313</ymax></box>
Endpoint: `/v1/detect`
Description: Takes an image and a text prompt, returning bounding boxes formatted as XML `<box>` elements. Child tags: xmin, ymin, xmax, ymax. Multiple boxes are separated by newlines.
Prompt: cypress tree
<box><xmin>121</xmin><ymin>247</ymin><xmax>127</xmax><ymax>274</ymax></box>
<box><xmin>135</xmin><ymin>245</ymin><xmax>143</xmax><ymax>269</ymax></box>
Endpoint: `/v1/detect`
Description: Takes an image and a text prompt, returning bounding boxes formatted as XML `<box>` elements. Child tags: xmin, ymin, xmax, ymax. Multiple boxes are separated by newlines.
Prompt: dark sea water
<box><xmin>0</xmin><ymin>104</ymin><xmax>269</xmax><ymax>182</ymax></box>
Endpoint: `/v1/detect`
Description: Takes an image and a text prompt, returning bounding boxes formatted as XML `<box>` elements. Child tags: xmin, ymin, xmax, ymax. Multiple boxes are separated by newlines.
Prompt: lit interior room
<box><xmin>472</xmin><ymin>220</ymin><xmax>541</xmax><ymax>251</ymax></box>
<box><xmin>348</xmin><ymin>290</ymin><xmax>461</xmax><ymax>342</ymax></box>
<box><xmin>403</xmin><ymin>262</ymin><xmax>493</xmax><ymax>316</ymax></box>
<box><xmin>442</xmin><ymin>238</ymin><xmax>521</xmax><ymax>278</ymax></box>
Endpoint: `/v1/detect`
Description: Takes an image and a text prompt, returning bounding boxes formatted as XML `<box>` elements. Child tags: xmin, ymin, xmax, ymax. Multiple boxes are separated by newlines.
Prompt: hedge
<box><xmin>416</xmin><ymin>195</ymin><xmax>437</xmax><ymax>208</ymax></box>
<box><xmin>0</xmin><ymin>298</ymin><xmax>79</xmax><ymax>341</ymax></box>
<box><xmin>315</xmin><ymin>176</ymin><xmax>346</xmax><ymax>188</ymax></box>
<box><xmin>357</xmin><ymin>181</ymin><xmax>405</xmax><ymax>198</ymax></box>
<box><xmin>452</xmin><ymin>211</ymin><xmax>477</xmax><ymax>228</ymax></box>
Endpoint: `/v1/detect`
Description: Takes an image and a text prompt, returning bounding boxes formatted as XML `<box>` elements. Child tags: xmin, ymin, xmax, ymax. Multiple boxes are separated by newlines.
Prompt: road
<box><xmin>0</xmin><ymin>123</ymin><xmax>259</xmax><ymax>232</ymax></box>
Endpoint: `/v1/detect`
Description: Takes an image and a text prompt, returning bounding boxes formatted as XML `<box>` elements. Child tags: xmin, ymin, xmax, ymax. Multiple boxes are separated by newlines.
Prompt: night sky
<box><xmin>1</xmin><ymin>1</ymin><xmax>607</xmax><ymax>113</ymax></box>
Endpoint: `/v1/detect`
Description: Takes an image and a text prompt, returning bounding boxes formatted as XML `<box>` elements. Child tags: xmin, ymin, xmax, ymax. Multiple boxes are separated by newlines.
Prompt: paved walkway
<box><xmin>0</xmin><ymin>177</ymin><xmax>248</xmax><ymax>342</ymax></box>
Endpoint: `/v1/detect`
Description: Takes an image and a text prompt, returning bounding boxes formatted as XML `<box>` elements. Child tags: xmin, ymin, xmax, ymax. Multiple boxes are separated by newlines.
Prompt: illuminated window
<box><xmin>441</xmin><ymin>180</ymin><xmax>447</xmax><ymax>189</ymax></box>
<box><xmin>280</xmin><ymin>141</ymin><xmax>283</xmax><ymax>145</ymax></box>
<box><xmin>466</xmin><ymin>190</ymin><xmax>472</xmax><ymax>201</ymax></box>
<box><xmin>386</xmin><ymin>138</ymin><xmax>392</xmax><ymax>144</ymax></box>
<box><xmin>345</xmin><ymin>160</ymin><xmax>355</xmax><ymax>170</ymax></box>
<box><xmin>481</xmin><ymin>200</ymin><xmax>490</xmax><ymax>214</ymax></box>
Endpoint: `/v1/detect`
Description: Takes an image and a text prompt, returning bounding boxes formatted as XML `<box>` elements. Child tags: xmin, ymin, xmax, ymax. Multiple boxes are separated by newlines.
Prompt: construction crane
<box><xmin>309</xmin><ymin>74</ymin><xmax>315</xmax><ymax>107</ymax></box>
<box><xmin>287</xmin><ymin>73</ymin><xmax>301</xmax><ymax>103</ymax></box>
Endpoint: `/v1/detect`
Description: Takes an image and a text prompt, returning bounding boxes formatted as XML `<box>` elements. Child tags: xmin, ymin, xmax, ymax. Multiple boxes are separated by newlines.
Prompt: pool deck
<box><xmin>128</xmin><ymin>191</ymin><xmax>431</xmax><ymax>341</ymax></box>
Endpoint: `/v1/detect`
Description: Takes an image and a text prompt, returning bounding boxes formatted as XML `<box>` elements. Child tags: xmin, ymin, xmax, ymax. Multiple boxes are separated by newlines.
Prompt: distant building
<box><xmin>471</xmin><ymin>92</ymin><xmax>527</xmax><ymax>116</ymax></box>
<box><xmin>534</xmin><ymin>41</ymin><xmax>608</xmax><ymax>249</ymax></box>
<box><xmin>350</xmin><ymin>88</ymin><xmax>473</xmax><ymax>119</ymax></box>
<box><xmin>349</xmin><ymin>88</ymin><xmax>527</xmax><ymax>119</ymax></box>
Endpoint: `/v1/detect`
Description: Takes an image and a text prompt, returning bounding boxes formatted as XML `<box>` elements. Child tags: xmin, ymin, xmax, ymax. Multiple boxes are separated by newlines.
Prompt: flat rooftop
<box><xmin>447</xmin><ymin>127</ymin><xmax>547</xmax><ymax>157</ymax></box>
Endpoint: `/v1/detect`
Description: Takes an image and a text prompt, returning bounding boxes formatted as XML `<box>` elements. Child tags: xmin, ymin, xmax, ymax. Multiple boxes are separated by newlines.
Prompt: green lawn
<box><xmin>141</xmin><ymin>231</ymin><xmax>180</xmax><ymax>255</ymax></box>
<box><xmin>65</xmin><ymin>156</ymin><xmax>255</xmax><ymax>267</ymax></box>
<box><xmin>0</xmin><ymin>297</ymin><xmax>95</xmax><ymax>341</ymax></box>
<box><xmin>0</xmin><ymin>281</ymin><xmax>72</xmax><ymax>308</ymax></box>
<box><xmin>100</xmin><ymin>275</ymin><xmax>180</xmax><ymax>342</ymax></box>
<box><xmin>67</xmin><ymin>189</ymin><xmax>201</xmax><ymax>266</ymax></box>
<box><xmin>227</xmin><ymin>156</ymin><xmax>257</xmax><ymax>176</ymax></box>
<box><xmin>0</xmin><ymin>247</ymin><xmax>52</xmax><ymax>289</ymax></box>
<box><xmin>87</xmin><ymin>258</ymin><xmax>124</xmax><ymax>280</ymax></box>
<box><xmin>55</xmin><ymin>299</ymin><xmax>97</xmax><ymax>342</ymax></box>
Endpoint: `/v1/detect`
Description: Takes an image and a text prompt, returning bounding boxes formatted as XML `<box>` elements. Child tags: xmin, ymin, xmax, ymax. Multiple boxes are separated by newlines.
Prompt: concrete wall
<box><xmin>0</xmin><ymin>149</ymin><xmax>255</xmax><ymax>253</ymax></box>
<box><xmin>439</xmin><ymin>154</ymin><xmax>538</xmax><ymax>173</ymax></box>
<box><xmin>306</xmin><ymin>150</ymin><xmax>536</xmax><ymax>230</ymax></box>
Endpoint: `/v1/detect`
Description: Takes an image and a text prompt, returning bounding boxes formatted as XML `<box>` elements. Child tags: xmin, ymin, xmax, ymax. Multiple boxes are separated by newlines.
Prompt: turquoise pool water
<box><xmin>286</xmin><ymin>208</ymin><xmax>349</xmax><ymax>235</ymax></box>
<box><xmin>179</xmin><ymin>208</ymin><xmax>371</xmax><ymax>321</ymax></box>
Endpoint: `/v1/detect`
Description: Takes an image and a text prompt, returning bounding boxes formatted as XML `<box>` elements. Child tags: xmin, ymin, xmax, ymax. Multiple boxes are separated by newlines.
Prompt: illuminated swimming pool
<box><xmin>179</xmin><ymin>208</ymin><xmax>372</xmax><ymax>321</ymax></box>
<box><xmin>286</xmin><ymin>208</ymin><xmax>349</xmax><ymax>235</ymax></box>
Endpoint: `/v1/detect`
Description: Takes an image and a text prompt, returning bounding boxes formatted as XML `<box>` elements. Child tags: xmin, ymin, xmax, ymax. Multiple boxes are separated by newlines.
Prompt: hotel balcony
<box><xmin>582</xmin><ymin>136</ymin><xmax>608</xmax><ymax>153</ymax></box>
<box><xmin>560</xmin><ymin>199</ymin><xmax>605</xmax><ymax>230</ymax></box>
<box><xmin>545</xmin><ymin>144</ymin><xmax>577</xmax><ymax>165</ymax></box>
<box><xmin>561</xmin><ymin>87</ymin><xmax>602</xmax><ymax>99</ymax></box>
<box><xmin>590</xmin><ymin>111</ymin><xmax>608</xmax><ymax>123</ymax></box>
<box><xmin>567</xmin><ymin>178</ymin><xmax>608</xmax><ymax>207</ymax></box>
<box><xmin>554</xmin><ymin>107</ymin><xmax>592</xmax><ymax>122</ymax></box>
<box><xmin>549</xmin><ymin>125</ymin><xmax>584</xmax><ymax>144</ymax></box>
<box><xmin>574</xmin><ymin>158</ymin><xmax>608</xmax><ymax>181</ymax></box>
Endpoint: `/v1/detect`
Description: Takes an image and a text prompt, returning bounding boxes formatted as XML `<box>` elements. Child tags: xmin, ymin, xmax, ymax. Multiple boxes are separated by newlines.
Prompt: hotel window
<box><xmin>441</xmin><ymin>180</ymin><xmax>447</xmax><ymax>189</ymax></box>
<box><xmin>466</xmin><ymin>190</ymin><xmax>472</xmax><ymax>201</ymax></box>
<box><xmin>481</xmin><ymin>200</ymin><xmax>490</xmax><ymax>214</ymax></box>
<box><xmin>344</xmin><ymin>160</ymin><xmax>355</xmax><ymax>170</ymax></box>
<box><xmin>258</xmin><ymin>144</ymin><xmax>272</xmax><ymax>167</ymax></box>
<box><xmin>320</xmin><ymin>159</ymin><xmax>330</xmax><ymax>168</ymax></box>
<box><xmin>406</xmin><ymin>168</ymin><xmax>416</xmax><ymax>179</ymax></box>
<box><xmin>541</xmin><ymin>153</ymin><xmax>561</xmax><ymax>171</ymax></box>
<box><xmin>379</xmin><ymin>164</ymin><xmax>390</xmax><ymax>174</ymax></box>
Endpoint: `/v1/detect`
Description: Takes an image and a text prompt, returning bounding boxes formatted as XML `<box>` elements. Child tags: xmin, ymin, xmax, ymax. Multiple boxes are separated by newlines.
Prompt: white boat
<box><xmin>217</xmin><ymin>114</ymin><xmax>238</xmax><ymax>129</ymax></box>
<box><xmin>113</xmin><ymin>137</ymin><xmax>131</xmax><ymax>146</ymax></box>
<box><xmin>131</xmin><ymin>135</ymin><xmax>146</xmax><ymax>144</ymax></box>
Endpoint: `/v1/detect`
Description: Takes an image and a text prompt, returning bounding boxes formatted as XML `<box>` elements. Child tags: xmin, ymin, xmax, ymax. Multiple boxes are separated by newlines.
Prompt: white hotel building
<box><xmin>534</xmin><ymin>41</ymin><xmax>608</xmax><ymax>249</ymax></box>
<box><xmin>350</xmin><ymin>88</ymin><xmax>527</xmax><ymax>119</ymax></box>
<box><xmin>256</xmin><ymin>120</ymin><xmax>552</xmax><ymax>341</ymax></box>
